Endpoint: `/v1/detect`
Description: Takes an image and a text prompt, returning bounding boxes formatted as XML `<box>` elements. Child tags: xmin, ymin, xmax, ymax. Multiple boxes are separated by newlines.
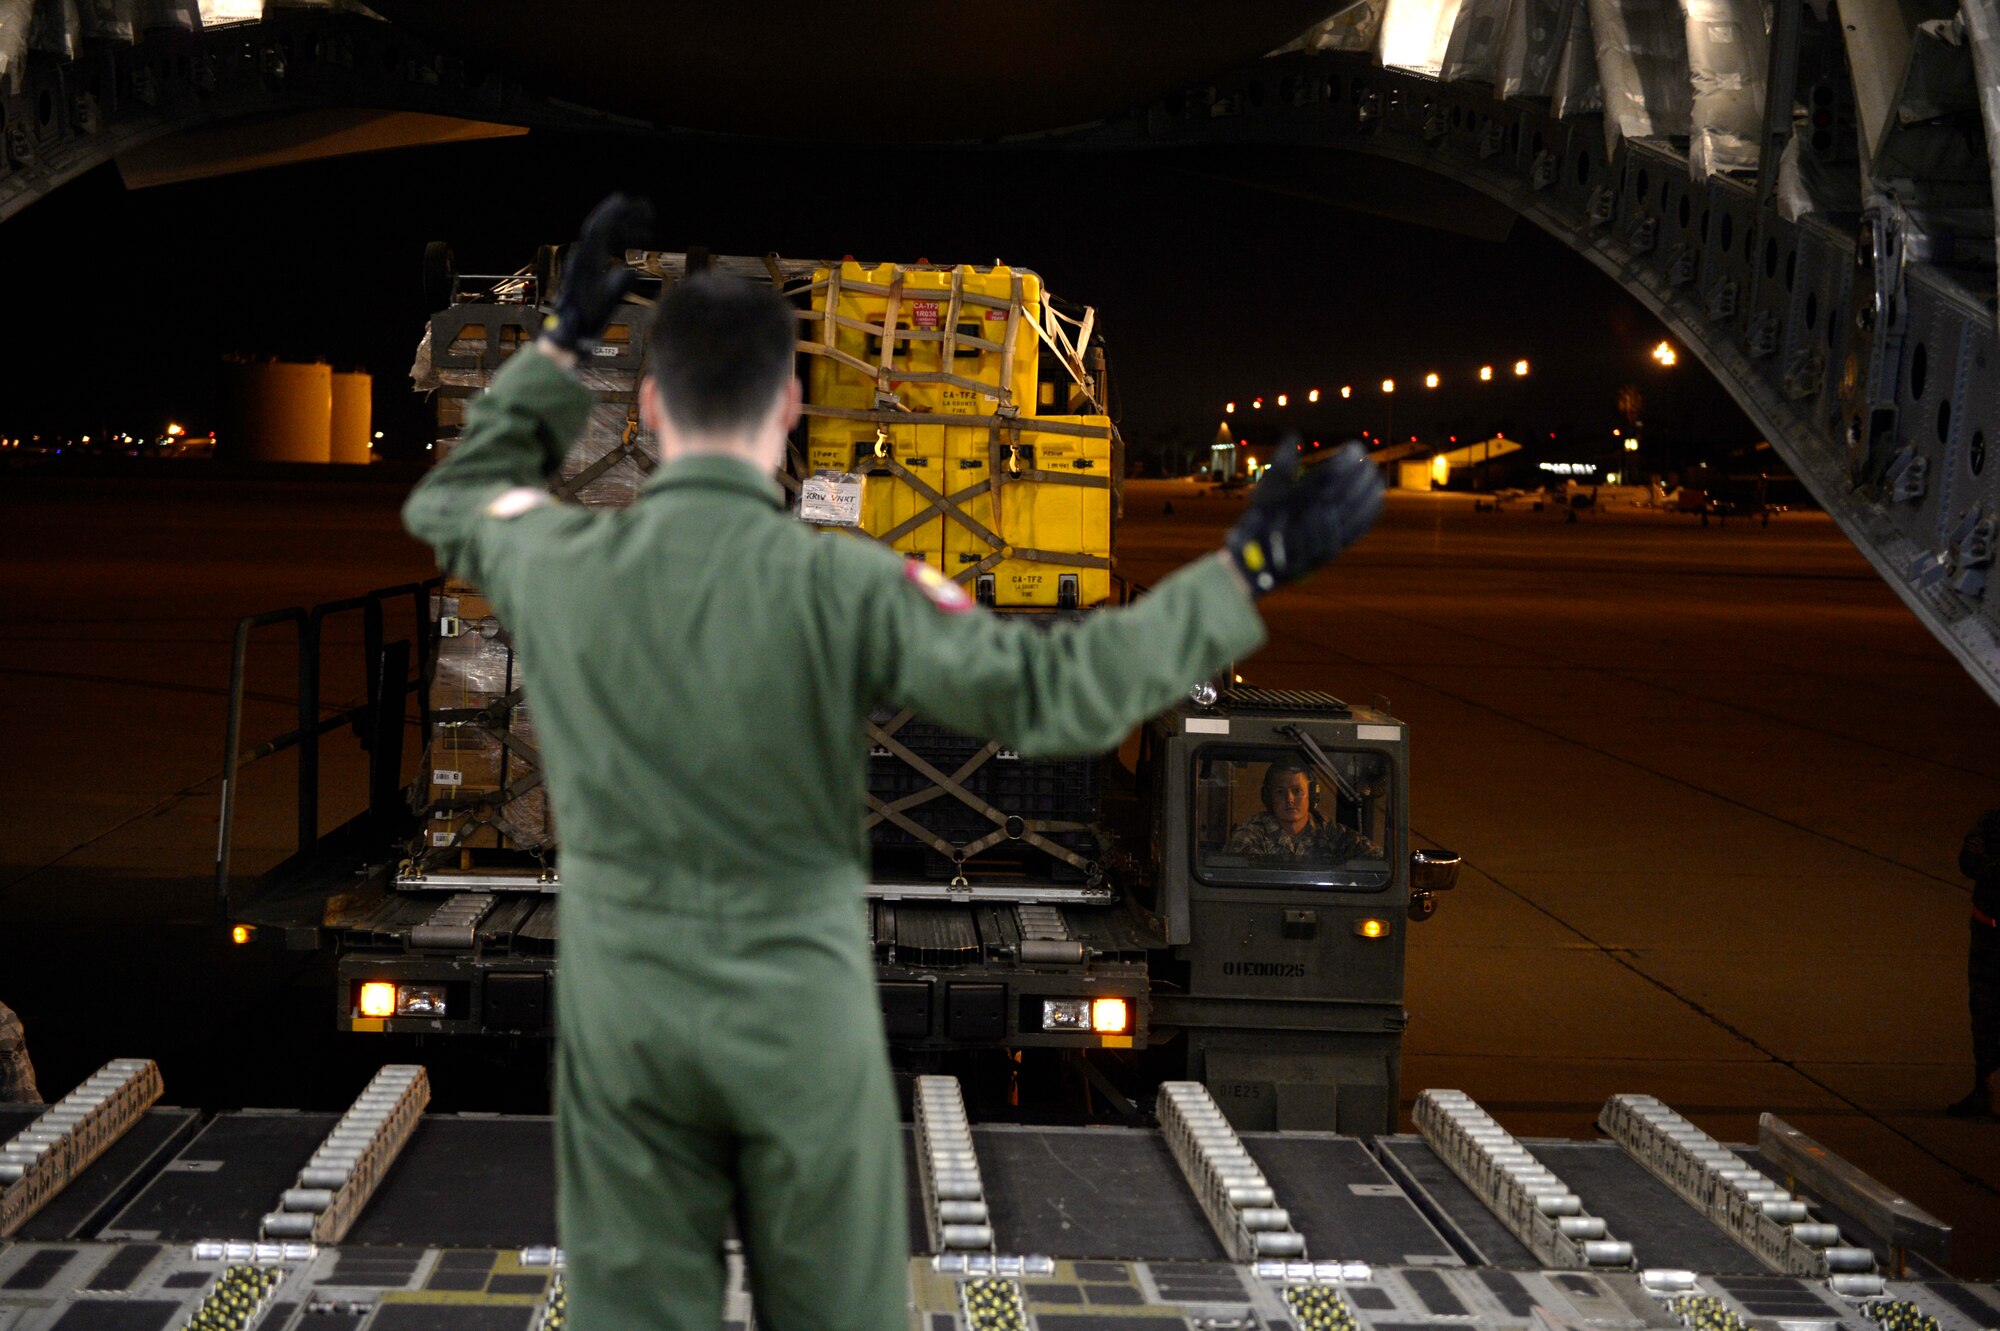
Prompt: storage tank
<box><xmin>219</xmin><ymin>359</ymin><xmax>333</xmax><ymax>463</ymax></box>
<box><xmin>329</xmin><ymin>370</ymin><xmax>373</xmax><ymax>464</ymax></box>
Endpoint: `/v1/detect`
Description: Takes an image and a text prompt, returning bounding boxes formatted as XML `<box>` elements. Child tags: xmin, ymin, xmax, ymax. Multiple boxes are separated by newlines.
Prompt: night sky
<box><xmin>5</xmin><ymin>129</ymin><xmax>1755</xmax><ymax>468</ymax></box>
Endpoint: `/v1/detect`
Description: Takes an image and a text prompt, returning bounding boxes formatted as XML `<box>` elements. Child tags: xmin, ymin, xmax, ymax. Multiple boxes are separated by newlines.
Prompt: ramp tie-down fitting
<box><xmin>1414</xmin><ymin>1089</ymin><xmax>1633</xmax><ymax>1270</ymax></box>
<box><xmin>262</xmin><ymin>1064</ymin><xmax>429</xmax><ymax>1243</ymax></box>
<box><xmin>0</xmin><ymin>1058</ymin><xmax>161</xmax><ymax>1238</ymax></box>
<box><xmin>1599</xmin><ymin>1094</ymin><xmax>1878</xmax><ymax>1290</ymax></box>
<box><xmin>1157</xmin><ymin>1081</ymin><xmax>1307</xmax><ymax>1261</ymax></box>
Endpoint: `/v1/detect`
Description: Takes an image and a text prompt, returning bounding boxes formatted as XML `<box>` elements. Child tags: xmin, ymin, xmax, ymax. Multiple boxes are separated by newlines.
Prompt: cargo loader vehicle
<box><xmin>221</xmin><ymin>245</ymin><xmax>1461</xmax><ymax>1132</ymax></box>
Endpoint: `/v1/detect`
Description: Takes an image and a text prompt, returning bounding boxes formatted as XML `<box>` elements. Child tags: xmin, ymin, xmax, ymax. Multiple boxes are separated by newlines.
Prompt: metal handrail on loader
<box><xmin>215</xmin><ymin>579</ymin><xmax>439</xmax><ymax>917</ymax></box>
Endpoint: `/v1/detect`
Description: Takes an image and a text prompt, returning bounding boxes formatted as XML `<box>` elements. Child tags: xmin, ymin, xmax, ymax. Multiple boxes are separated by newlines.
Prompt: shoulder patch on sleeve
<box><xmin>486</xmin><ymin>486</ymin><xmax>552</xmax><ymax>520</ymax></box>
<box><xmin>904</xmin><ymin>559</ymin><xmax>975</xmax><ymax>614</ymax></box>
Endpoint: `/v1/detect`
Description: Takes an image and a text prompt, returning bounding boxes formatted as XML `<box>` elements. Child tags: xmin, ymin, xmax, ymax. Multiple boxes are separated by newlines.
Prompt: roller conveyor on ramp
<box><xmin>0</xmin><ymin>1072</ymin><xmax>1994</xmax><ymax>1331</ymax></box>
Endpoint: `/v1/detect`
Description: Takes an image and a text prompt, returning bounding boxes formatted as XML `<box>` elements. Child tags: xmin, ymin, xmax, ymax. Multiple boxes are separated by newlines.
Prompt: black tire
<box><xmin>421</xmin><ymin>241</ymin><xmax>456</xmax><ymax>311</ymax></box>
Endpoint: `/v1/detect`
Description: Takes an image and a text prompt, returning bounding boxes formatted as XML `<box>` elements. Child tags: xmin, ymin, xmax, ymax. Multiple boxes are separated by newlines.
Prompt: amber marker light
<box><xmin>230</xmin><ymin>924</ymin><xmax>254</xmax><ymax>945</ymax></box>
<box><xmin>358</xmin><ymin>982</ymin><xmax>397</xmax><ymax>1018</ymax></box>
<box><xmin>1355</xmin><ymin>918</ymin><xmax>1391</xmax><ymax>939</ymax></box>
<box><xmin>1091</xmin><ymin>997</ymin><xmax>1130</xmax><ymax>1034</ymax></box>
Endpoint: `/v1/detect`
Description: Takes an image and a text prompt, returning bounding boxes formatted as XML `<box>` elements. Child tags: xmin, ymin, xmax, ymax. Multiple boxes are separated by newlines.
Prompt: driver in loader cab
<box><xmin>1225</xmin><ymin>760</ymin><xmax>1380</xmax><ymax>863</ymax></box>
<box><xmin>400</xmin><ymin>194</ymin><xmax>1386</xmax><ymax>1331</ymax></box>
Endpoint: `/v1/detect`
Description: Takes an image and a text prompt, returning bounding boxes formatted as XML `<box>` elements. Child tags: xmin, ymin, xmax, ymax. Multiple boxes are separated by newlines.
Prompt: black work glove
<box><xmin>1224</xmin><ymin>439</ymin><xmax>1385</xmax><ymax>597</ymax></box>
<box><xmin>541</xmin><ymin>193</ymin><xmax>654</xmax><ymax>354</ymax></box>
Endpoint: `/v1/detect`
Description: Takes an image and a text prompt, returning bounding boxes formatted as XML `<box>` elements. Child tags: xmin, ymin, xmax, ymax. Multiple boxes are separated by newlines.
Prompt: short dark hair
<box><xmin>1262</xmin><ymin>762</ymin><xmax>1313</xmax><ymax>795</ymax></box>
<box><xmin>645</xmin><ymin>271</ymin><xmax>797</xmax><ymax>437</ymax></box>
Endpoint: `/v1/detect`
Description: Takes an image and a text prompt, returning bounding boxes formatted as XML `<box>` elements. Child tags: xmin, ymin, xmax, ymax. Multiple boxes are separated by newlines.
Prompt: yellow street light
<box><xmin>1340</xmin><ymin>385</ymin><xmax>1352</xmax><ymax>399</ymax></box>
<box><xmin>1252</xmin><ymin>397</ymin><xmax>1263</xmax><ymax>410</ymax></box>
<box><xmin>1307</xmin><ymin>388</ymin><xmax>1320</xmax><ymax>403</ymax></box>
<box><xmin>166</xmin><ymin>423</ymin><xmax>185</xmax><ymax>437</ymax></box>
<box><xmin>1226</xmin><ymin>401</ymin><xmax>1236</xmax><ymax>414</ymax></box>
<box><xmin>1424</xmin><ymin>372</ymin><xmax>1440</xmax><ymax>389</ymax></box>
<box><xmin>1276</xmin><ymin>393</ymin><xmax>1288</xmax><ymax>407</ymax></box>
<box><xmin>1479</xmin><ymin>365</ymin><xmax>1493</xmax><ymax>381</ymax></box>
<box><xmin>1652</xmin><ymin>340</ymin><xmax>1677</xmax><ymax>367</ymax></box>
<box><xmin>1381</xmin><ymin>378</ymin><xmax>1396</xmax><ymax>394</ymax></box>
<box><xmin>1513</xmin><ymin>359</ymin><xmax>1530</xmax><ymax>377</ymax></box>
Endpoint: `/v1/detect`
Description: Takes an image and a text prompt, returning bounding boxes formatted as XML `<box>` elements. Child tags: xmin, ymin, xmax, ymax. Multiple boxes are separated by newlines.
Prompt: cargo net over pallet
<box><xmin>402</xmin><ymin>251</ymin><xmax>1120</xmax><ymax>890</ymax></box>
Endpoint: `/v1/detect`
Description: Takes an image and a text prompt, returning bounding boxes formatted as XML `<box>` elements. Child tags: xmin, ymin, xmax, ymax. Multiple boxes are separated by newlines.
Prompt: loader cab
<box><xmin>1137</xmin><ymin>687</ymin><xmax>1459</xmax><ymax>1134</ymax></box>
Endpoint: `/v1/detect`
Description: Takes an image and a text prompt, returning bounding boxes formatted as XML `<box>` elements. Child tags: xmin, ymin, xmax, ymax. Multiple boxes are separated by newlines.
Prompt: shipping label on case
<box><xmin>910</xmin><ymin>300</ymin><xmax>941</xmax><ymax>330</ymax></box>
<box><xmin>799</xmin><ymin>472</ymin><xmax>865</xmax><ymax>527</ymax></box>
<box><xmin>431</xmin><ymin>831</ymin><xmax>456</xmax><ymax>847</ymax></box>
<box><xmin>432</xmin><ymin>769</ymin><xmax>463</xmax><ymax>787</ymax></box>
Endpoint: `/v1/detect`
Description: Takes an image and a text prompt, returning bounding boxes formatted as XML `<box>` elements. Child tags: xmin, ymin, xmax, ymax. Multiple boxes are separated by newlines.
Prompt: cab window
<box><xmin>1194</xmin><ymin>745</ymin><xmax>1393</xmax><ymax>889</ymax></box>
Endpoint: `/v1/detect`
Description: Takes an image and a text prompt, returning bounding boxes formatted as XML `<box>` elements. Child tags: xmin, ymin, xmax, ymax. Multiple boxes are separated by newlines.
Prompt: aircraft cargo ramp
<box><xmin>2</xmin><ymin>1064</ymin><xmax>1993</xmax><ymax>1330</ymax></box>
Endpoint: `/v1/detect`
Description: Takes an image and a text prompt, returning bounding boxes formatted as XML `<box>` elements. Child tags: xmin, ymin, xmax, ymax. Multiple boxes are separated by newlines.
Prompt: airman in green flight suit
<box><xmin>402</xmin><ymin>196</ymin><xmax>1385</xmax><ymax>1331</ymax></box>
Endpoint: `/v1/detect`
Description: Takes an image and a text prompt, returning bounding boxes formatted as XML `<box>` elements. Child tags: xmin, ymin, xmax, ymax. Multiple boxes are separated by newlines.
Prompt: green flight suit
<box><xmin>403</xmin><ymin>348</ymin><xmax>1267</xmax><ymax>1330</ymax></box>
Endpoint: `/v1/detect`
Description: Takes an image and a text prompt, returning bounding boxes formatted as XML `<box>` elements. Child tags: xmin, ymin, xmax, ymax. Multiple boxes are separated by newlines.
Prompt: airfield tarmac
<box><xmin>2</xmin><ymin>469</ymin><xmax>1997</xmax><ymax>1273</ymax></box>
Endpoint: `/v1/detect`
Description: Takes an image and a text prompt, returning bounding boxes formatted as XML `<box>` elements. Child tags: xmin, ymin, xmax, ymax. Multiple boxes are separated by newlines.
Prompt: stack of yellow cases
<box><xmin>798</xmin><ymin>260</ymin><xmax>1114</xmax><ymax>610</ymax></box>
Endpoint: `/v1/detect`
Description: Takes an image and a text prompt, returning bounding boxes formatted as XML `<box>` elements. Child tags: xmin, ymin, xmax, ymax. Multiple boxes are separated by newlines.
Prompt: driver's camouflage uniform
<box><xmin>1224</xmin><ymin>812</ymin><xmax>1377</xmax><ymax>860</ymax></box>
<box><xmin>401</xmin><ymin>348</ymin><xmax>1269</xmax><ymax>1331</ymax></box>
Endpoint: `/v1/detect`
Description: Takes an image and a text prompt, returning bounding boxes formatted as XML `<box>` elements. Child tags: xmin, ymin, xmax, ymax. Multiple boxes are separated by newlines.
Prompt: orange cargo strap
<box><xmin>875</xmin><ymin>267</ymin><xmax>904</xmax><ymax>401</ymax></box>
<box><xmin>555</xmin><ymin>406</ymin><xmax>656</xmax><ymax>501</ymax></box>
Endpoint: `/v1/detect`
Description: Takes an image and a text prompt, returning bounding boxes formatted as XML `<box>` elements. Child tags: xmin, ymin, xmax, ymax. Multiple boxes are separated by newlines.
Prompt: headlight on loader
<box><xmin>356</xmin><ymin>982</ymin><xmax>448</xmax><ymax>1019</ymax></box>
<box><xmin>1041</xmin><ymin>997</ymin><xmax>1131</xmax><ymax>1034</ymax></box>
<box><xmin>1041</xmin><ymin>998</ymin><xmax>1091</xmax><ymax>1030</ymax></box>
<box><xmin>395</xmin><ymin>985</ymin><xmax>447</xmax><ymax>1017</ymax></box>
